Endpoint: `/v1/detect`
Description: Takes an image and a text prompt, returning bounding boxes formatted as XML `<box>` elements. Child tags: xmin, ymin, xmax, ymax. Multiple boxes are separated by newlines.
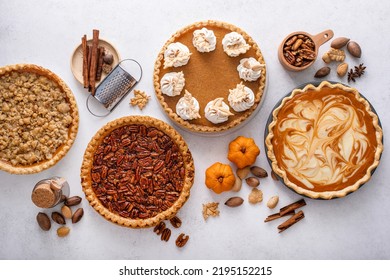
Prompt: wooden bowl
<box><xmin>278</xmin><ymin>29</ymin><xmax>333</xmax><ymax>72</ymax></box>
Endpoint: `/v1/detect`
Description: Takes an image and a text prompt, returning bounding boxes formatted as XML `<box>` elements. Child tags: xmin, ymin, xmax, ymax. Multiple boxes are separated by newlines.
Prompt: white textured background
<box><xmin>0</xmin><ymin>0</ymin><xmax>389</xmax><ymax>260</ymax></box>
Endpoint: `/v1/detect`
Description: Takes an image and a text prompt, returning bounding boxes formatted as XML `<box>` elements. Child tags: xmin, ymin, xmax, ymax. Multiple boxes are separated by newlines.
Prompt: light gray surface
<box><xmin>0</xmin><ymin>0</ymin><xmax>389</xmax><ymax>260</ymax></box>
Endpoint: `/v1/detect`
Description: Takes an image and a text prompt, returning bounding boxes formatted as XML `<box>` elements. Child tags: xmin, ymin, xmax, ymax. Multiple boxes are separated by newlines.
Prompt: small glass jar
<box><xmin>31</xmin><ymin>176</ymin><xmax>70</xmax><ymax>208</ymax></box>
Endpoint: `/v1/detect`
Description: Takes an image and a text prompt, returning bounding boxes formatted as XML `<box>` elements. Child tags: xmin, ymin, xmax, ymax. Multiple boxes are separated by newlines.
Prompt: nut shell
<box><xmin>36</xmin><ymin>212</ymin><xmax>51</xmax><ymax>231</ymax></box>
<box><xmin>347</xmin><ymin>41</ymin><xmax>362</xmax><ymax>58</ymax></box>
<box><xmin>314</xmin><ymin>67</ymin><xmax>331</xmax><ymax>78</ymax></box>
<box><xmin>331</xmin><ymin>37</ymin><xmax>350</xmax><ymax>49</ymax></box>
<box><xmin>225</xmin><ymin>196</ymin><xmax>244</xmax><ymax>207</ymax></box>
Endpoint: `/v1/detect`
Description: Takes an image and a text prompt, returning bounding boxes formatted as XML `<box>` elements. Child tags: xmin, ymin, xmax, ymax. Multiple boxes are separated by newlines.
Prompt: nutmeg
<box><xmin>103</xmin><ymin>52</ymin><xmax>114</xmax><ymax>65</ymax></box>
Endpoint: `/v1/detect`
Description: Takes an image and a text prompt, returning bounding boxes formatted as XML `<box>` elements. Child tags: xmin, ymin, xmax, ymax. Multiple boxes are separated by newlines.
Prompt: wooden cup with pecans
<box><xmin>278</xmin><ymin>30</ymin><xmax>334</xmax><ymax>71</ymax></box>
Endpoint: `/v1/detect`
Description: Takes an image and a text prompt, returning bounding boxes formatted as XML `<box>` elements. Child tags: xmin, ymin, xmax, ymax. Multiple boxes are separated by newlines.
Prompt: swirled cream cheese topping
<box><xmin>192</xmin><ymin>28</ymin><xmax>217</xmax><ymax>53</ymax></box>
<box><xmin>228</xmin><ymin>82</ymin><xmax>255</xmax><ymax>112</ymax></box>
<box><xmin>160</xmin><ymin>71</ymin><xmax>185</xmax><ymax>96</ymax></box>
<box><xmin>163</xmin><ymin>42</ymin><xmax>191</xmax><ymax>68</ymax></box>
<box><xmin>222</xmin><ymin>32</ymin><xmax>250</xmax><ymax>57</ymax></box>
<box><xmin>176</xmin><ymin>90</ymin><xmax>201</xmax><ymax>120</ymax></box>
<box><xmin>273</xmin><ymin>92</ymin><xmax>375</xmax><ymax>191</ymax></box>
<box><xmin>205</xmin><ymin>98</ymin><xmax>233</xmax><ymax>124</ymax></box>
<box><xmin>237</xmin><ymin>57</ymin><xmax>264</xmax><ymax>81</ymax></box>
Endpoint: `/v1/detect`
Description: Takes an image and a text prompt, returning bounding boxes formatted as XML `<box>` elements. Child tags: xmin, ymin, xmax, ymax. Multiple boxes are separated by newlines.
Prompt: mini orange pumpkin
<box><xmin>205</xmin><ymin>162</ymin><xmax>236</xmax><ymax>194</ymax></box>
<box><xmin>228</xmin><ymin>136</ymin><xmax>260</xmax><ymax>168</ymax></box>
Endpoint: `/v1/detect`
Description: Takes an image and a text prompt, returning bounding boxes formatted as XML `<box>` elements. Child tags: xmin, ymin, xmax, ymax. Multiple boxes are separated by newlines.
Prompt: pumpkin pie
<box><xmin>265</xmin><ymin>81</ymin><xmax>383</xmax><ymax>199</ymax></box>
<box><xmin>0</xmin><ymin>64</ymin><xmax>79</xmax><ymax>174</ymax></box>
<box><xmin>153</xmin><ymin>20</ymin><xmax>267</xmax><ymax>134</ymax></box>
<box><xmin>80</xmin><ymin>116</ymin><xmax>194</xmax><ymax>228</ymax></box>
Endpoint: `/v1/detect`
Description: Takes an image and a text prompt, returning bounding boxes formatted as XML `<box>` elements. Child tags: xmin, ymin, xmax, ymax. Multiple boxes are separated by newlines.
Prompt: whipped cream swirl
<box><xmin>160</xmin><ymin>71</ymin><xmax>185</xmax><ymax>96</ymax></box>
<box><xmin>237</xmin><ymin>57</ymin><xmax>264</xmax><ymax>81</ymax></box>
<box><xmin>192</xmin><ymin>28</ymin><xmax>217</xmax><ymax>53</ymax></box>
<box><xmin>228</xmin><ymin>82</ymin><xmax>255</xmax><ymax>112</ymax></box>
<box><xmin>176</xmin><ymin>90</ymin><xmax>201</xmax><ymax>120</ymax></box>
<box><xmin>222</xmin><ymin>32</ymin><xmax>250</xmax><ymax>57</ymax></box>
<box><xmin>163</xmin><ymin>42</ymin><xmax>191</xmax><ymax>68</ymax></box>
<box><xmin>205</xmin><ymin>98</ymin><xmax>233</xmax><ymax>124</ymax></box>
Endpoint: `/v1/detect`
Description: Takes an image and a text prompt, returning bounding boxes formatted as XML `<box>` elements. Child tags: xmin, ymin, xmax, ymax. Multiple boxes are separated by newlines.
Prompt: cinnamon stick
<box><xmin>89</xmin><ymin>29</ymin><xmax>100</xmax><ymax>95</ymax></box>
<box><xmin>278</xmin><ymin>210</ymin><xmax>305</xmax><ymax>233</ymax></box>
<box><xmin>96</xmin><ymin>46</ymin><xmax>104</xmax><ymax>81</ymax></box>
<box><xmin>81</xmin><ymin>35</ymin><xmax>89</xmax><ymax>88</ymax></box>
<box><xmin>264</xmin><ymin>209</ymin><xmax>295</xmax><ymax>223</ymax></box>
<box><xmin>279</xmin><ymin>199</ymin><xmax>306</xmax><ymax>216</ymax></box>
<box><xmin>87</xmin><ymin>45</ymin><xmax>92</xmax><ymax>91</ymax></box>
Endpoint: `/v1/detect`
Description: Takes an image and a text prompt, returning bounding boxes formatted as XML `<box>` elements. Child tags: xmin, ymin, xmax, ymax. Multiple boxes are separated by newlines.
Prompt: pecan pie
<box><xmin>80</xmin><ymin>116</ymin><xmax>194</xmax><ymax>228</ymax></box>
<box><xmin>0</xmin><ymin>64</ymin><xmax>79</xmax><ymax>174</ymax></box>
<box><xmin>153</xmin><ymin>20</ymin><xmax>267</xmax><ymax>134</ymax></box>
<box><xmin>265</xmin><ymin>81</ymin><xmax>383</xmax><ymax>199</ymax></box>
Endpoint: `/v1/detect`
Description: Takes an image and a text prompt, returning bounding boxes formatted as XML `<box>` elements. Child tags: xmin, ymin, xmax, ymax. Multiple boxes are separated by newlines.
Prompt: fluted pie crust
<box><xmin>80</xmin><ymin>116</ymin><xmax>194</xmax><ymax>228</ymax></box>
<box><xmin>153</xmin><ymin>20</ymin><xmax>267</xmax><ymax>133</ymax></box>
<box><xmin>265</xmin><ymin>81</ymin><xmax>383</xmax><ymax>199</ymax></box>
<box><xmin>0</xmin><ymin>64</ymin><xmax>79</xmax><ymax>174</ymax></box>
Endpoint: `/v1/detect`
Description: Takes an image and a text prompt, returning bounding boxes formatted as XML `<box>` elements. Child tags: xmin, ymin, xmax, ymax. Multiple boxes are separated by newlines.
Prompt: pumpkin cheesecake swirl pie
<box><xmin>266</xmin><ymin>81</ymin><xmax>383</xmax><ymax>199</ymax></box>
<box><xmin>81</xmin><ymin>116</ymin><xmax>194</xmax><ymax>228</ymax></box>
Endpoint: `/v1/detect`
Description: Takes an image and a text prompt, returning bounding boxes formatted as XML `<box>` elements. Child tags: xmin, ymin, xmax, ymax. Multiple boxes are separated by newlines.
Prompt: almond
<box><xmin>236</xmin><ymin>166</ymin><xmax>250</xmax><ymax>179</ymax></box>
<box><xmin>57</xmin><ymin>226</ymin><xmax>70</xmax><ymax>237</ymax></box>
<box><xmin>337</xmin><ymin>63</ymin><xmax>349</xmax><ymax>77</ymax></box>
<box><xmin>251</xmin><ymin>64</ymin><xmax>263</xmax><ymax>71</ymax></box>
<box><xmin>231</xmin><ymin>176</ymin><xmax>242</xmax><ymax>192</ymax></box>
<box><xmin>267</xmin><ymin>196</ymin><xmax>279</xmax><ymax>209</ymax></box>
<box><xmin>61</xmin><ymin>205</ymin><xmax>72</xmax><ymax>219</ymax></box>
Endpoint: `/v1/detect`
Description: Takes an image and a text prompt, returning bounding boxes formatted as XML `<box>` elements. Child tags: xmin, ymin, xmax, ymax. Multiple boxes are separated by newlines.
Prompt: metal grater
<box><xmin>86</xmin><ymin>59</ymin><xmax>142</xmax><ymax>117</ymax></box>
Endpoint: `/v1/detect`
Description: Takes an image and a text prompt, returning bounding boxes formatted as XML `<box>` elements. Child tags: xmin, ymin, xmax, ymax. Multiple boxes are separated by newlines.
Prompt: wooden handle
<box><xmin>312</xmin><ymin>29</ymin><xmax>334</xmax><ymax>48</ymax></box>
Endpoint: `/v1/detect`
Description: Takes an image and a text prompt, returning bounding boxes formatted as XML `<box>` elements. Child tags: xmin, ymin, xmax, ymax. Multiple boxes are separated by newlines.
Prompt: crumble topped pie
<box><xmin>154</xmin><ymin>20</ymin><xmax>267</xmax><ymax>133</ymax></box>
<box><xmin>0</xmin><ymin>64</ymin><xmax>79</xmax><ymax>174</ymax></box>
<box><xmin>80</xmin><ymin>116</ymin><xmax>194</xmax><ymax>228</ymax></box>
<box><xmin>265</xmin><ymin>81</ymin><xmax>383</xmax><ymax>199</ymax></box>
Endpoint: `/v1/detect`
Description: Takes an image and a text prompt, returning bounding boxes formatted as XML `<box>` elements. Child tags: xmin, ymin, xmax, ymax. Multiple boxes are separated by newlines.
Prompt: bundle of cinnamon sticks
<box><xmin>264</xmin><ymin>199</ymin><xmax>306</xmax><ymax>233</ymax></box>
<box><xmin>81</xmin><ymin>29</ymin><xmax>105</xmax><ymax>95</ymax></box>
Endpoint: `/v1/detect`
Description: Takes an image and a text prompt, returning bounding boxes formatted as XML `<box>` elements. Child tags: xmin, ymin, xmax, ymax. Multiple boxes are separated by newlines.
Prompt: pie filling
<box><xmin>0</xmin><ymin>70</ymin><xmax>73</xmax><ymax>167</ymax></box>
<box><xmin>271</xmin><ymin>87</ymin><xmax>379</xmax><ymax>193</ymax></box>
<box><xmin>90</xmin><ymin>124</ymin><xmax>185</xmax><ymax>219</ymax></box>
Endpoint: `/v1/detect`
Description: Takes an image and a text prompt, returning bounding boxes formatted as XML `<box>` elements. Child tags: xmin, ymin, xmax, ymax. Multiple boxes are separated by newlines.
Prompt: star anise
<box><xmin>348</xmin><ymin>63</ymin><xmax>366</xmax><ymax>83</ymax></box>
<box><xmin>347</xmin><ymin>68</ymin><xmax>357</xmax><ymax>82</ymax></box>
<box><xmin>354</xmin><ymin>63</ymin><xmax>366</xmax><ymax>77</ymax></box>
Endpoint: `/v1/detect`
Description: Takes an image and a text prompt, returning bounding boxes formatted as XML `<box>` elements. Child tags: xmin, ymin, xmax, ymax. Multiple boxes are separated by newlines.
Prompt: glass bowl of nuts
<box><xmin>278</xmin><ymin>29</ymin><xmax>334</xmax><ymax>71</ymax></box>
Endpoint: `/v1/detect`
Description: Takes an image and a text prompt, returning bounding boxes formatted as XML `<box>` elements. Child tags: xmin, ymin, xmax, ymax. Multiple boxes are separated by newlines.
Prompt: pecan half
<box><xmin>161</xmin><ymin>228</ymin><xmax>171</xmax><ymax>242</ymax></box>
<box><xmin>153</xmin><ymin>221</ymin><xmax>166</xmax><ymax>235</ymax></box>
<box><xmin>169</xmin><ymin>216</ymin><xmax>182</xmax><ymax>228</ymax></box>
<box><xmin>175</xmin><ymin>233</ymin><xmax>190</xmax><ymax>248</ymax></box>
